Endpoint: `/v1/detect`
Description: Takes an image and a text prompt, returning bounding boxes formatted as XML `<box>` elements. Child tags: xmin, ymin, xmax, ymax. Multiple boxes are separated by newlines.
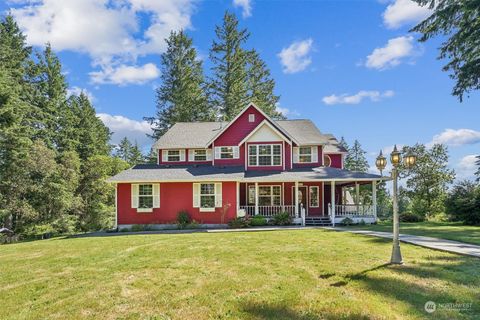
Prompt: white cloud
<box><xmin>383</xmin><ymin>0</ymin><xmax>432</xmax><ymax>29</ymax></box>
<box><xmin>456</xmin><ymin>155</ymin><xmax>478</xmax><ymax>180</ymax></box>
<box><xmin>11</xmin><ymin>0</ymin><xmax>195</xmax><ymax>85</ymax></box>
<box><xmin>277</xmin><ymin>38</ymin><xmax>313</xmax><ymax>74</ymax></box>
<box><xmin>275</xmin><ymin>104</ymin><xmax>299</xmax><ymax>117</ymax></box>
<box><xmin>89</xmin><ymin>63</ymin><xmax>160</xmax><ymax>85</ymax></box>
<box><xmin>322</xmin><ymin>90</ymin><xmax>394</xmax><ymax>105</ymax></box>
<box><xmin>66</xmin><ymin>86</ymin><xmax>95</xmax><ymax>102</ymax></box>
<box><xmin>429</xmin><ymin>129</ymin><xmax>480</xmax><ymax>147</ymax></box>
<box><xmin>97</xmin><ymin>113</ymin><xmax>153</xmax><ymax>149</ymax></box>
<box><xmin>365</xmin><ymin>36</ymin><xmax>418</xmax><ymax>70</ymax></box>
<box><xmin>233</xmin><ymin>0</ymin><xmax>252</xmax><ymax>18</ymax></box>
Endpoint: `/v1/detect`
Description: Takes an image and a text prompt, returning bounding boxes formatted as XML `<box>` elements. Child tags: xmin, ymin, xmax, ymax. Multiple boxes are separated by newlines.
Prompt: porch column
<box><xmin>372</xmin><ymin>181</ymin><xmax>377</xmax><ymax>220</ymax></box>
<box><xmin>355</xmin><ymin>182</ymin><xmax>360</xmax><ymax>214</ymax></box>
<box><xmin>254</xmin><ymin>182</ymin><xmax>259</xmax><ymax>216</ymax></box>
<box><xmin>331</xmin><ymin>180</ymin><xmax>336</xmax><ymax>227</ymax></box>
<box><xmin>236</xmin><ymin>182</ymin><xmax>240</xmax><ymax>214</ymax></box>
<box><xmin>294</xmin><ymin>181</ymin><xmax>299</xmax><ymax>218</ymax></box>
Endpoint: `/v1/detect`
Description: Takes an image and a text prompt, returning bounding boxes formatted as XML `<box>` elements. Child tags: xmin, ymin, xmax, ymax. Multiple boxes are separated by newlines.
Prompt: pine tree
<box><xmin>129</xmin><ymin>141</ymin><xmax>144</xmax><ymax>165</ymax></box>
<box><xmin>338</xmin><ymin>136</ymin><xmax>349</xmax><ymax>152</ymax></box>
<box><xmin>344</xmin><ymin>140</ymin><xmax>369</xmax><ymax>172</ymax></box>
<box><xmin>146</xmin><ymin>30</ymin><xmax>213</xmax><ymax>139</ymax></box>
<box><xmin>115</xmin><ymin>137</ymin><xmax>132</xmax><ymax>162</ymax></box>
<box><xmin>145</xmin><ymin>148</ymin><xmax>158</xmax><ymax>164</ymax></box>
<box><xmin>246</xmin><ymin>50</ymin><xmax>283</xmax><ymax>119</ymax></box>
<box><xmin>0</xmin><ymin>15</ymin><xmax>31</xmax><ymax>83</ymax></box>
<box><xmin>209</xmin><ymin>12</ymin><xmax>250</xmax><ymax>120</ymax></box>
<box><xmin>475</xmin><ymin>155</ymin><xmax>480</xmax><ymax>182</ymax></box>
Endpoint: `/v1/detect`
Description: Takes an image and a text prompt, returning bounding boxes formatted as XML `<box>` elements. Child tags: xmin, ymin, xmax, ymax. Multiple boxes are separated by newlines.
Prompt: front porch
<box><xmin>237</xmin><ymin>180</ymin><xmax>379</xmax><ymax>226</ymax></box>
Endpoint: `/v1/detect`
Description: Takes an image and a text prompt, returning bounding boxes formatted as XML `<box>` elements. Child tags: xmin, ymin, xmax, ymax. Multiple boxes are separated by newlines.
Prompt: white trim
<box><xmin>248</xmin><ymin>113</ymin><xmax>255</xmax><ymax>122</ymax></box>
<box><xmin>137</xmin><ymin>208</ymin><xmax>153</xmax><ymax>213</ymax></box>
<box><xmin>110</xmin><ymin>177</ymin><xmax>390</xmax><ymax>184</ymax></box>
<box><xmin>238</xmin><ymin>120</ymin><xmax>292</xmax><ymax>146</ymax></box>
<box><xmin>163</xmin><ymin>149</ymin><xmax>186</xmax><ymax>162</ymax></box>
<box><xmin>115</xmin><ymin>184</ymin><xmax>118</xmax><ymax>228</ymax></box>
<box><xmin>256</xmin><ymin>184</ymin><xmax>282</xmax><ymax>206</ymax></box>
<box><xmin>215</xmin><ymin>146</ymin><xmax>239</xmax><ymax>159</ymax></box>
<box><xmin>321</xmin><ymin>182</ymin><xmax>324</xmax><ymax>215</ymax></box>
<box><xmin>282</xmin><ymin>141</ymin><xmax>285</xmax><ymax>171</ymax></box>
<box><xmin>324</xmin><ymin>154</ymin><xmax>332</xmax><ymax>167</ymax></box>
<box><xmin>292</xmin><ymin>185</ymin><xmax>308</xmax><ymax>216</ymax></box>
<box><xmin>205</xmin><ymin>103</ymin><xmax>299</xmax><ymax>147</ymax></box>
<box><xmin>247</xmin><ymin>143</ymin><xmax>283</xmax><ymax>167</ymax></box>
<box><xmin>294</xmin><ymin>146</ymin><xmax>318</xmax><ymax>164</ymax></box>
<box><xmin>200</xmin><ymin>207</ymin><xmax>215</xmax><ymax>212</ymax></box>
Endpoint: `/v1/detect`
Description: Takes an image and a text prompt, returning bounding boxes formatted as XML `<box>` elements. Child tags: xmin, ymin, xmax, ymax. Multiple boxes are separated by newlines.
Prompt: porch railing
<box><xmin>239</xmin><ymin>205</ymin><xmax>296</xmax><ymax>217</ymax></box>
<box><xmin>334</xmin><ymin>204</ymin><xmax>375</xmax><ymax>217</ymax></box>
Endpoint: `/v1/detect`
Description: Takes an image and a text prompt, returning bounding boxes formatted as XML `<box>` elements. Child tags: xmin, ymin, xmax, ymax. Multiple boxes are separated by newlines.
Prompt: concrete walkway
<box><xmin>331</xmin><ymin>228</ymin><xmax>480</xmax><ymax>258</ymax></box>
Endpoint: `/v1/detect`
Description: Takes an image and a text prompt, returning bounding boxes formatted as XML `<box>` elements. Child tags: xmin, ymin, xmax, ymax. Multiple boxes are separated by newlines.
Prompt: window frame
<box><xmin>193</xmin><ymin>149</ymin><xmax>207</xmax><ymax>161</ymax></box>
<box><xmin>248</xmin><ymin>144</ymin><xmax>282</xmax><ymax>167</ymax></box>
<box><xmin>138</xmin><ymin>184</ymin><xmax>153</xmax><ymax>212</ymax></box>
<box><xmin>166</xmin><ymin>149</ymin><xmax>181</xmax><ymax>162</ymax></box>
<box><xmin>255</xmin><ymin>185</ymin><xmax>282</xmax><ymax>206</ymax></box>
<box><xmin>248</xmin><ymin>113</ymin><xmax>255</xmax><ymax>122</ymax></box>
<box><xmin>298</xmin><ymin>146</ymin><xmax>313</xmax><ymax>163</ymax></box>
<box><xmin>309</xmin><ymin>186</ymin><xmax>319</xmax><ymax>208</ymax></box>
<box><xmin>323</xmin><ymin>154</ymin><xmax>332</xmax><ymax>167</ymax></box>
<box><xmin>220</xmin><ymin>147</ymin><xmax>234</xmax><ymax>159</ymax></box>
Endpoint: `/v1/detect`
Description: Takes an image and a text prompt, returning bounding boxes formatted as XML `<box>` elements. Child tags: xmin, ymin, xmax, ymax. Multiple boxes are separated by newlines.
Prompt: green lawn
<box><xmin>1</xmin><ymin>229</ymin><xmax>479</xmax><ymax>319</ymax></box>
<box><xmin>344</xmin><ymin>221</ymin><xmax>480</xmax><ymax>245</ymax></box>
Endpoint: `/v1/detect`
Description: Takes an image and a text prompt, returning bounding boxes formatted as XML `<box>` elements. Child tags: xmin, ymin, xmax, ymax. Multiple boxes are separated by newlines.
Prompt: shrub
<box><xmin>187</xmin><ymin>220</ymin><xmax>200</xmax><ymax>229</ymax></box>
<box><xmin>341</xmin><ymin>217</ymin><xmax>354</xmax><ymax>226</ymax></box>
<box><xmin>359</xmin><ymin>219</ymin><xmax>366</xmax><ymax>226</ymax></box>
<box><xmin>445</xmin><ymin>180</ymin><xmax>480</xmax><ymax>225</ymax></box>
<box><xmin>228</xmin><ymin>216</ymin><xmax>251</xmax><ymax>228</ymax></box>
<box><xmin>271</xmin><ymin>212</ymin><xmax>292</xmax><ymax>226</ymax></box>
<box><xmin>399</xmin><ymin>212</ymin><xmax>424</xmax><ymax>223</ymax></box>
<box><xmin>250</xmin><ymin>216</ymin><xmax>267</xmax><ymax>226</ymax></box>
<box><xmin>177</xmin><ymin>210</ymin><xmax>191</xmax><ymax>229</ymax></box>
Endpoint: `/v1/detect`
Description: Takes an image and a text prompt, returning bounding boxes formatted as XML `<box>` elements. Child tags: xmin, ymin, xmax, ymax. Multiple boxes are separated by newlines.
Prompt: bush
<box><xmin>271</xmin><ymin>212</ymin><xmax>292</xmax><ymax>226</ymax></box>
<box><xmin>187</xmin><ymin>220</ymin><xmax>200</xmax><ymax>229</ymax></box>
<box><xmin>445</xmin><ymin>180</ymin><xmax>480</xmax><ymax>225</ymax></box>
<box><xmin>250</xmin><ymin>216</ymin><xmax>267</xmax><ymax>226</ymax></box>
<box><xmin>341</xmin><ymin>217</ymin><xmax>354</xmax><ymax>226</ymax></box>
<box><xmin>399</xmin><ymin>212</ymin><xmax>424</xmax><ymax>223</ymax></box>
<box><xmin>228</xmin><ymin>216</ymin><xmax>251</xmax><ymax>228</ymax></box>
<box><xmin>177</xmin><ymin>210</ymin><xmax>191</xmax><ymax>229</ymax></box>
<box><xmin>131</xmin><ymin>224</ymin><xmax>153</xmax><ymax>232</ymax></box>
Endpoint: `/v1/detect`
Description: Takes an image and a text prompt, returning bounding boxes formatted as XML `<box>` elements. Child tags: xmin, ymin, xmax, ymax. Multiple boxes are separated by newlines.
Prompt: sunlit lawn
<box><xmin>345</xmin><ymin>221</ymin><xmax>480</xmax><ymax>245</ymax></box>
<box><xmin>1</xmin><ymin>229</ymin><xmax>479</xmax><ymax>319</ymax></box>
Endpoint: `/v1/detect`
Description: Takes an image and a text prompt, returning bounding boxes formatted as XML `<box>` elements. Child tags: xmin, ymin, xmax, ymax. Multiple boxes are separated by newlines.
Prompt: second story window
<box><xmin>167</xmin><ymin>150</ymin><xmax>181</xmax><ymax>162</ymax></box>
<box><xmin>248</xmin><ymin>144</ymin><xmax>282</xmax><ymax>166</ymax></box>
<box><xmin>194</xmin><ymin>149</ymin><xmax>207</xmax><ymax>161</ymax></box>
<box><xmin>299</xmin><ymin>147</ymin><xmax>312</xmax><ymax>163</ymax></box>
<box><xmin>220</xmin><ymin>147</ymin><xmax>234</xmax><ymax>159</ymax></box>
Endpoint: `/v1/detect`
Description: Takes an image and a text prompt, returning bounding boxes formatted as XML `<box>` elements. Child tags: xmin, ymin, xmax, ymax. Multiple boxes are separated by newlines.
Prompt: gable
<box><xmin>246</xmin><ymin>122</ymin><xmax>284</xmax><ymax>142</ymax></box>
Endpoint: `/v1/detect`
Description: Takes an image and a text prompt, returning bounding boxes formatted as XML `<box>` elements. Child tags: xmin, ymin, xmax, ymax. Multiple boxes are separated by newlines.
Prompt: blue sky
<box><xmin>2</xmin><ymin>0</ymin><xmax>479</xmax><ymax>180</ymax></box>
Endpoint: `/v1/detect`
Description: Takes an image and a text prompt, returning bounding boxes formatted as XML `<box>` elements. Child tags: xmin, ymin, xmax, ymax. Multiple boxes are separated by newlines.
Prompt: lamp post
<box><xmin>376</xmin><ymin>145</ymin><xmax>416</xmax><ymax>264</ymax></box>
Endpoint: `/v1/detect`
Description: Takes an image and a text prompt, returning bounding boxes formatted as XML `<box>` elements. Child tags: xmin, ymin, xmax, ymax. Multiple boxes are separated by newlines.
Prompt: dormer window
<box><xmin>248</xmin><ymin>114</ymin><xmax>255</xmax><ymax>122</ymax></box>
<box><xmin>162</xmin><ymin>149</ymin><xmax>186</xmax><ymax>162</ymax></box>
<box><xmin>299</xmin><ymin>147</ymin><xmax>312</xmax><ymax>163</ymax></box>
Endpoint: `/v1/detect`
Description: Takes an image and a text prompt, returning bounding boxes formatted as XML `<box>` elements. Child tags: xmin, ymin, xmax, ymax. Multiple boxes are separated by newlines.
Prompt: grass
<box><xmin>344</xmin><ymin>221</ymin><xmax>480</xmax><ymax>245</ymax></box>
<box><xmin>1</xmin><ymin>229</ymin><xmax>479</xmax><ymax>319</ymax></box>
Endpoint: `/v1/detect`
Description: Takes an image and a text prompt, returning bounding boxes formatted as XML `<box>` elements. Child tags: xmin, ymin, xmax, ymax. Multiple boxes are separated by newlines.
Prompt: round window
<box><xmin>323</xmin><ymin>155</ymin><xmax>332</xmax><ymax>167</ymax></box>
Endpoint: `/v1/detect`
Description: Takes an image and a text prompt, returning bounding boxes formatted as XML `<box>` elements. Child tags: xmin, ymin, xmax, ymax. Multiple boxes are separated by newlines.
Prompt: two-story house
<box><xmin>108</xmin><ymin>103</ymin><xmax>386</xmax><ymax>228</ymax></box>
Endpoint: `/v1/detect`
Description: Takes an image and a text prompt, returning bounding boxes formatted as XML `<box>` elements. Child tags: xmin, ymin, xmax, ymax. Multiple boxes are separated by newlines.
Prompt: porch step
<box><xmin>304</xmin><ymin>216</ymin><xmax>333</xmax><ymax>226</ymax></box>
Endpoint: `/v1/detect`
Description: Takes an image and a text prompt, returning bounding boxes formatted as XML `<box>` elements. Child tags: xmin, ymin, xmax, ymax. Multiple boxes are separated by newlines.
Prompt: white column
<box><xmin>294</xmin><ymin>181</ymin><xmax>299</xmax><ymax>218</ymax></box>
<box><xmin>372</xmin><ymin>180</ymin><xmax>377</xmax><ymax>220</ymax></box>
<box><xmin>355</xmin><ymin>182</ymin><xmax>360</xmax><ymax>213</ymax></box>
<box><xmin>331</xmin><ymin>181</ymin><xmax>336</xmax><ymax>226</ymax></box>
<box><xmin>236</xmin><ymin>182</ymin><xmax>240</xmax><ymax>214</ymax></box>
<box><xmin>255</xmin><ymin>182</ymin><xmax>259</xmax><ymax>216</ymax></box>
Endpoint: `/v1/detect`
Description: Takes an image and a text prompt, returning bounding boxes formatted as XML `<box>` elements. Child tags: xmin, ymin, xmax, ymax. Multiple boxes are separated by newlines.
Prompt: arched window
<box><xmin>323</xmin><ymin>155</ymin><xmax>332</xmax><ymax>167</ymax></box>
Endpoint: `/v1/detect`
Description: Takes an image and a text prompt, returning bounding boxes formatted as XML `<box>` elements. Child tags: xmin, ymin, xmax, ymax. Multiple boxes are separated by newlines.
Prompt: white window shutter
<box><xmin>214</xmin><ymin>147</ymin><xmax>221</xmax><ymax>159</ymax></box>
<box><xmin>215</xmin><ymin>183</ymin><xmax>222</xmax><ymax>207</ymax></box>
<box><xmin>293</xmin><ymin>147</ymin><xmax>299</xmax><ymax>163</ymax></box>
<box><xmin>153</xmin><ymin>183</ymin><xmax>160</xmax><ymax>208</ymax></box>
<box><xmin>162</xmin><ymin>150</ymin><xmax>168</xmax><ymax>162</ymax></box>
<box><xmin>131</xmin><ymin>184</ymin><xmax>139</xmax><ymax>208</ymax></box>
<box><xmin>206</xmin><ymin>149</ymin><xmax>212</xmax><ymax>161</ymax></box>
<box><xmin>180</xmin><ymin>149</ymin><xmax>186</xmax><ymax>161</ymax></box>
<box><xmin>188</xmin><ymin>150</ymin><xmax>194</xmax><ymax>161</ymax></box>
<box><xmin>233</xmin><ymin>146</ymin><xmax>239</xmax><ymax>159</ymax></box>
<box><xmin>193</xmin><ymin>183</ymin><xmax>200</xmax><ymax>208</ymax></box>
<box><xmin>312</xmin><ymin>146</ymin><xmax>318</xmax><ymax>163</ymax></box>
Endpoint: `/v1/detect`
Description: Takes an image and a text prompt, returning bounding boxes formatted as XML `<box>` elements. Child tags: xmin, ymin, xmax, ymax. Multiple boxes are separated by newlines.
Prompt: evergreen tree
<box><xmin>400</xmin><ymin>143</ymin><xmax>455</xmax><ymax>218</ymax></box>
<box><xmin>129</xmin><ymin>141</ymin><xmax>144</xmax><ymax>165</ymax></box>
<box><xmin>0</xmin><ymin>15</ymin><xmax>31</xmax><ymax>83</ymax></box>
<box><xmin>344</xmin><ymin>140</ymin><xmax>369</xmax><ymax>172</ymax></box>
<box><xmin>338</xmin><ymin>137</ymin><xmax>349</xmax><ymax>152</ymax></box>
<box><xmin>209</xmin><ymin>12</ymin><xmax>250</xmax><ymax>119</ymax></box>
<box><xmin>145</xmin><ymin>148</ymin><xmax>158</xmax><ymax>164</ymax></box>
<box><xmin>115</xmin><ymin>137</ymin><xmax>132</xmax><ymax>162</ymax></box>
<box><xmin>246</xmin><ymin>50</ymin><xmax>283</xmax><ymax>119</ymax></box>
<box><xmin>146</xmin><ymin>30</ymin><xmax>213</xmax><ymax>138</ymax></box>
<box><xmin>476</xmin><ymin>155</ymin><xmax>480</xmax><ymax>182</ymax></box>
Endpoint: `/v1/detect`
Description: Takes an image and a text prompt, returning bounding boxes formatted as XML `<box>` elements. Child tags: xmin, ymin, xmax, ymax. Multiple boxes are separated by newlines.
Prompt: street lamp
<box><xmin>376</xmin><ymin>145</ymin><xmax>416</xmax><ymax>264</ymax></box>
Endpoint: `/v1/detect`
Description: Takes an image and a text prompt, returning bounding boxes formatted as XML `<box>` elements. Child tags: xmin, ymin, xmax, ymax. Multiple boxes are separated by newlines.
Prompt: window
<box><xmin>309</xmin><ymin>186</ymin><xmax>319</xmax><ymax>207</ymax></box>
<box><xmin>248</xmin><ymin>144</ymin><xmax>282</xmax><ymax>166</ymax></box>
<box><xmin>167</xmin><ymin>150</ymin><xmax>180</xmax><ymax>162</ymax></box>
<box><xmin>139</xmin><ymin>184</ymin><xmax>153</xmax><ymax>209</ymax></box>
<box><xmin>220</xmin><ymin>147</ymin><xmax>234</xmax><ymax>159</ymax></box>
<box><xmin>258</xmin><ymin>186</ymin><xmax>281</xmax><ymax>206</ymax></box>
<box><xmin>194</xmin><ymin>149</ymin><xmax>207</xmax><ymax>161</ymax></box>
<box><xmin>248</xmin><ymin>114</ymin><xmax>255</xmax><ymax>122</ymax></box>
<box><xmin>299</xmin><ymin>147</ymin><xmax>312</xmax><ymax>163</ymax></box>
<box><xmin>323</xmin><ymin>155</ymin><xmax>332</xmax><ymax>167</ymax></box>
<box><xmin>248</xmin><ymin>185</ymin><xmax>255</xmax><ymax>205</ymax></box>
<box><xmin>200</xmin><ymin>183</ymin><xmax>215</xmax><ymax>208</ymax></box>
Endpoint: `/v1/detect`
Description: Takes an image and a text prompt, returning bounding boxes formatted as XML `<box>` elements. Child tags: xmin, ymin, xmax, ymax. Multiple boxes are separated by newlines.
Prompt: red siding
<box><xmin>117</xmin><ymin>182</ymin><xmax>237</xmax><ymax>225</ymax></box>
<box><xmin>213</xmin><ymin>144</ymin><xmax>245</xmax><ymax>167</ymax></box>
<box><xmin>214</xmin><ymin>106</ymin><xmax>267</xmax><ymax>146</ymax></box>
<box><xmin>326</xmin><ymin>153</ymin><xmax>342</xmax><ymax>169</ymax></box>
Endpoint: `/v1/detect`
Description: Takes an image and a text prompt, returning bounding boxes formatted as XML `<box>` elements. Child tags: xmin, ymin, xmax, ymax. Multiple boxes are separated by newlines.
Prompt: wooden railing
<box><xmin>240</xmin><ymin>205</ymin><xmax>296</xmax><ymax>217</ymax></box>
<box><xmin>334</xmin><ymin>204</ymin><xmax>375</xmax><ymax>216</ymax></box>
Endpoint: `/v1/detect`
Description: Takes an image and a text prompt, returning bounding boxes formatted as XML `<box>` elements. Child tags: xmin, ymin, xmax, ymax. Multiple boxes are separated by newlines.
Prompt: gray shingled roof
<box><xmin>322</xmin><ymin>134</ymin><xmax>348</xmax><ymax>153</ymax></box>
<box><xmin>107</xmin><ymin>164</ymin><xmax>386</xmax><ymax>183</ymax></box>
<box><xmin>153</xmin><ymin>119</ymin><xmax>333</xmax><ymax>149</ymax></box>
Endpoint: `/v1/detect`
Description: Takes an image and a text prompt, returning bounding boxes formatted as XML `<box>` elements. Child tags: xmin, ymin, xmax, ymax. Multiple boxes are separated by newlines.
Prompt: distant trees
<box><xmin>411</xmin><ymin>0</ymin><xmax>480</xmax><ymax>101</ymax></box>
<box><xmin>476</xmin><ymin>155</ymin><xmax>480</xmax><ymax>181</ymax></box>
<box><xmin>115</xmin><ymin>137</ymin><xmax>144</xmax><ymax>166</ymax></box>
<box><xmin>445</xmin><ymin>180</ymin><xmax>480</xmax><ymax>226</ymax></box>
<box><xmin>0</xmin><ymin>15</ymin><xmax>129</xmax><ymax>238</ymax></box>
<box><xmin>344</xmin><ymin>140</ymin><xmax>369</xmax><ymax>172</ymax></box>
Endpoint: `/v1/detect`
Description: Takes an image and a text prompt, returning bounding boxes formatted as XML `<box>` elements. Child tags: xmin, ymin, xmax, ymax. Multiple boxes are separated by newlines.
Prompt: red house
<box><xmin>109</xmin><ymin>103</ymin><xmax>386</xmax><ymax>229</ymax></box>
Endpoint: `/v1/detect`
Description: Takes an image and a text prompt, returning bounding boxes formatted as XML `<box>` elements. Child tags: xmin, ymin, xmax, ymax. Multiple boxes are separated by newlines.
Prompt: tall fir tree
<box><xmin>129</xmin><ymin>141</ymin><xmax>144</xmax><ymax>165</ymax></box>
<box><xmin>344</xmin><ymin>140</ymin><xmax>369</xmax><ymax>172</ymax></box>
<box><xmin>209</xmin><ymin>12</ymin><xmax>250</xmax><ymax>120</ymax></box>
<box><xmin>115</xmin><ymin>137</ymin><xmax>132</xmax><ymax>162</ymax></box>
<box><xmin>146</xmin><ymin>30</ymin><xmax>213</xmax><ymax>139</ymax></box>
<box><xmin>476</xmin><ymin>155</ymin><xmax>480</xmax><ymax>182</ymax></box>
